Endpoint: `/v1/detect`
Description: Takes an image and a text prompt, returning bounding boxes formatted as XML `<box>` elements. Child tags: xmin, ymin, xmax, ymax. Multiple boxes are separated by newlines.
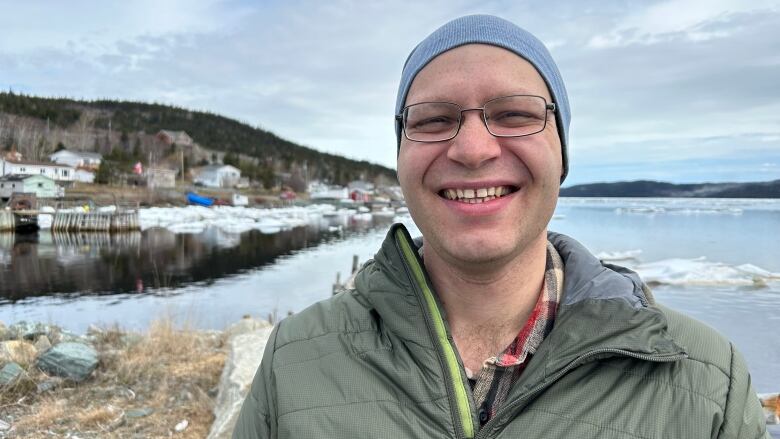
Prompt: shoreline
<box><xmin>0</xmin><ymin>316</ymin><xmax>271</xmax><ymax>438</ymax></box>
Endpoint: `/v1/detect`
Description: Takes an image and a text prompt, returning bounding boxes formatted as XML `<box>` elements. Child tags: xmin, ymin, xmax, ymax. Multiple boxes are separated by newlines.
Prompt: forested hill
<box><xmin>560</xmin><ymin>179</ymin><xmax>780</xmax><ymax>198</ymax></box>
<box><xmin>0</xmin><ymin>91</ymin><xmax>396</xmax><ymax>186</ymax></box>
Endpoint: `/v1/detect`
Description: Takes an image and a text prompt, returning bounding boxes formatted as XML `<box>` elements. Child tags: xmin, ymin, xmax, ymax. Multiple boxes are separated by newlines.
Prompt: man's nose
<box><xmin>446</xmin><ymin>111</ymin><xmax>501</xmax><ymax>169</ymax></box>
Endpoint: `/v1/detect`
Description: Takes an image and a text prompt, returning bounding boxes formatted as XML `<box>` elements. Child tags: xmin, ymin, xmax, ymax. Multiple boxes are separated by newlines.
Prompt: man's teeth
<box><xmin>442</xmin><ymin>186</ymin><xmax>513</xmax><ymax>203</ymax></box>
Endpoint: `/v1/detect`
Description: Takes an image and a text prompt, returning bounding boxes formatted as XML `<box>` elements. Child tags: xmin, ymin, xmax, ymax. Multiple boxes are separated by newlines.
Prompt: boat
<box><xmin>0</xmin><ymin>211</ymin><xmax>39</xmax><ymax>233</ymax></box>
<box><xmin>187</xmin><ymin>192</ymin><xmax>214</xmax><ymax>207</ymax></box>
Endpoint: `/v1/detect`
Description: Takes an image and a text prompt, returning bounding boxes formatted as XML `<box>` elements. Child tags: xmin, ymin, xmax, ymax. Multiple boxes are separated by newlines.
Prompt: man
<box><xmin>234</xmin><ymin>15</ymin><xmax>769</xmax><ymax>438</ymax></box>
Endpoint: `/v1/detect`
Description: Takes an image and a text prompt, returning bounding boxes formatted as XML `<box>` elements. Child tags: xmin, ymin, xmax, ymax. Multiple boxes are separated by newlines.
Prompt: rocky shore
<box><xmin>0</xmin><ymin>317</ymin><xmax>271</xmax><ymax>438</ymax></box>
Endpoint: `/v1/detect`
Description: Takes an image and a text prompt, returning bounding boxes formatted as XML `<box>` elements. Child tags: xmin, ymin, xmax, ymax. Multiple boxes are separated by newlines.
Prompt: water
<box><xmin>0</xmin><ymin>198</ymin><xmax>778</xmax><ymax>393</ymax></box>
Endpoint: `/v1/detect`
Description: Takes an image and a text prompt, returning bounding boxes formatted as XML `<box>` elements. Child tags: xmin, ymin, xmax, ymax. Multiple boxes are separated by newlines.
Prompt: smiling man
<box><xmin>234</xmin><ymin>15</ymin><xmax>769</xmax><ymax>439</ymax></box>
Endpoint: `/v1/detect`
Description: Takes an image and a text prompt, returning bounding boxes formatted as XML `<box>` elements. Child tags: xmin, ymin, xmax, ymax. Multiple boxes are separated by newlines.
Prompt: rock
<box><xmin>0</xmin><ymin>321</ymin><xmax>6</xmax><ymax>340</ymax></box>
<box><xmin>6</xmin><ymin>321</ymin><xmax>50</xmax><ymax>341</ymax></box>
<box><xmin>36</xmin><ymin>377</ymin><xmax>63</xmax><ymax>393</ymax></box>
<box><xmin>86</xmin><ymin>324</ymin><xmax>103</xmax><ymax>336</ymax></box>
<box><xmin>34</xmin><ymin>335</ymin><xmax>52</xmax><ymax>354</ymax></box>
<box><xmin>56</xmin><ymin>329</ymin><xmax>84</xmax><ymax>344</ymax></box>
<box><xmin>224</xmin><ymin>317</ymin><xmax>272</xmax><ymax>338</ymax></box>
<box><xmin>126</xmin><ymin>407</ymin><xmax>155</xmax><ymax>419</ymax></box>
<box><xmin>0</xmin><ymin>362</ymin><xmax>25</xmax><ymax>385</ymax></box>
<box><xmin>0</xmin><ymin>340</ymin><xmax>37</xmax><ymax>366</ymax></box>
<box><xmin>36</xmin><ymin>342</ymin><xmax>98</xmax><ymax>382</ymax></box>
<box><xmin>207</xmin><ymin>320</ymin><xmax>273</xmax><ymax>439</ymax></box>
<box><xmin>175</xmin><ymin>419</ymin><xmax>189</xmax><ymax>432</ymax></box>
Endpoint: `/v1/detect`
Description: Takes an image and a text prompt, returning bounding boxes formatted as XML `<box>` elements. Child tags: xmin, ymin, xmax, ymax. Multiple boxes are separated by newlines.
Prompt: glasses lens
<box><xmin>404</xmin><ymin>102</ymin><xmax>460</xmax><ymax>141</ymax></box>
<box><xmin>484</xmin><ymin>96</ymin><xmax>547</xmax><ymax>137</ymax></box>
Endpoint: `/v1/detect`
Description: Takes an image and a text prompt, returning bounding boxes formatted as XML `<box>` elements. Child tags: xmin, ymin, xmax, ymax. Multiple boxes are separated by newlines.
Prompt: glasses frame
<box><xmin>396</xmin><ymin>94</ymin><xmax>556</xmax><ymax>143</ymax></box>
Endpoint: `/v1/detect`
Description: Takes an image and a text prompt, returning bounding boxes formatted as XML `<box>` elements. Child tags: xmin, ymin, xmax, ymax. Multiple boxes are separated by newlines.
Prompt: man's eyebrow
<box><xmin>404</xmin><ymin>89</ymin><xmax>548</xmax><ymax>107</ymax></box>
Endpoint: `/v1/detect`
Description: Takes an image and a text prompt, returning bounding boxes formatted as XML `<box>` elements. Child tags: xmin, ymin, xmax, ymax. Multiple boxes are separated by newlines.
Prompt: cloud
<box><xmin>1</xmin><ymin>0</ymin><xmax>778</xmax><ymax>183</ymax></box>
<box><xmin>586</xmin><ymin>0</ymin><xmax>779</xmax><ymax>48</ymax></box>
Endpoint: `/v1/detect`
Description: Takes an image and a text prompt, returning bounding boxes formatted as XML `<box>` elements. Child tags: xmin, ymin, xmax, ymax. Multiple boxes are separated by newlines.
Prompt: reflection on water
<box><xmin>0</xmin><ymin>214</ymin><xmax>390</xmax><ymax>304</ymax></box>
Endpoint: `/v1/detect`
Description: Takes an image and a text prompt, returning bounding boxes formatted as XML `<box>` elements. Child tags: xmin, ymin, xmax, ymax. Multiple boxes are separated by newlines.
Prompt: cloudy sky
<box><xmin>1</xmin><ymin>0</ymin><xmax>778</xmax><ymax>185</ymax></box>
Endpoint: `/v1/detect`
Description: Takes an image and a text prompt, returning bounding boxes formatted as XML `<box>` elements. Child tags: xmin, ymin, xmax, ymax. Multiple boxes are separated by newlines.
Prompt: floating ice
<box><xmin>135</xmin><ymin>204</ymin><xmax>365</xmax><ymax>235</ymax></box>
<box><xmin>596</xmin><ymin>249</ymin><xmax>642</xmax><ymax>261</ymax></box>
<box><xmin>632</xmin><ymin>257</ymin><xmax>780</xmax><ymax>288</ymax></box>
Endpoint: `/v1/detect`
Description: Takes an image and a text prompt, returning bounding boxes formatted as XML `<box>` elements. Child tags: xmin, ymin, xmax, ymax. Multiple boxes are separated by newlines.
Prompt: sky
<box><xmin>1</xmin><ymin>0</ymin><xmax>779</xmax><ymax>186</ymax></box>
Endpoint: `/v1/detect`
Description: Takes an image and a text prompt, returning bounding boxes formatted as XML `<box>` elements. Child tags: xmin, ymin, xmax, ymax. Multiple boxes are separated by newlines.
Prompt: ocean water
<box><xmin>0</xmin><ymin>198</ymin><xmax>778</xmax><ymax>393</ymax></box>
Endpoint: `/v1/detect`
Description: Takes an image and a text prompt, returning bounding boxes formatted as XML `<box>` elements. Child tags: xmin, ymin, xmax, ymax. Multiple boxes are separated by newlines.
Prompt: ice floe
<box><xmin>596</xmin><ymin>249</ymin><xmax>643</xmax><ymax>261</ymax></box>
<box><xmin>136</xmin><ymin>204</ymin><xmax>353</xmax><ymax>235</ymax></box>
<box><xmin>630</xmin><ymin>257</ymin><xmax>780</xmax><ymax>288</ymax></box>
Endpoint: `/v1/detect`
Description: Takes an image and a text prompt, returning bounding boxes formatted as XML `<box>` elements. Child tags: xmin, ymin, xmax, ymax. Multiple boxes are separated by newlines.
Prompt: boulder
<box><xmin>207</xmin><ymin>318</ymin><xmax>273</xmax><ymax>439</ymax></box>
<box><xmin>34</xmin><ymin>335</ymin><xmax>52</xmax><ymax>354</ymax></box>
<box><xmin>0</xmin><ymin>362</ymin><xmax>25</xmax><ymax>385</ymax></box>
<box><xmin>37</xmin><ymin>377</ymin><xmax>63</xmax><ymax>393</ymax></box>
<box><xmin>36</xmin><ymin>342</ymin><xmax>98</xmax><ymax>382</ymax></box>
<box><xmin>0</xmin><ymin>340</ymin><xmax>37</xmax><ymax>366</ymax></box>
<box><xmin>6</xmin><ymin>321</ymin><xmax>50</xmax><ymax>341</ymax></box>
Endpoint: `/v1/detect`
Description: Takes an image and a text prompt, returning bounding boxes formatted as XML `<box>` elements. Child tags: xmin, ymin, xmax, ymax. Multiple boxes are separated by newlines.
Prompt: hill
<box><xmin>560</xmin><ymin>179</ymin><xmax>780</xmax><ymax>198</ymax></box>
<box><xmin>0</xmin><ymin>91</ymin><xmax>396</xmax><ymax>188</ymax></box>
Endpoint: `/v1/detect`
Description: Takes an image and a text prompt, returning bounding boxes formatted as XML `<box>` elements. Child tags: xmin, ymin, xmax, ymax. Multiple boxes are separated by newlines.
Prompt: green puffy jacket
<box><xmin>234</xmin><ymin>224</ymin><xmax>769</xmax><ymax>438</ymax></box>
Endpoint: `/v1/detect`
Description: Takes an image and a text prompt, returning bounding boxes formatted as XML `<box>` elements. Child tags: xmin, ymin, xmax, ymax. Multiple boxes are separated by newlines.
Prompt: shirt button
<box><xmin>479</xmin><ymin>409</ymin><xmax>489</xmax><ymax>425</ymax></box>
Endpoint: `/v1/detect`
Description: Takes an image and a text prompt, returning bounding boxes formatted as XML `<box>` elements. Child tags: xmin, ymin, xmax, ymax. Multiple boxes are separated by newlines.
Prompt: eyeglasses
<box><xmin>396</xmin><ymin>94</ymin><xmax>556</xmax><ymax>143</ymax></box>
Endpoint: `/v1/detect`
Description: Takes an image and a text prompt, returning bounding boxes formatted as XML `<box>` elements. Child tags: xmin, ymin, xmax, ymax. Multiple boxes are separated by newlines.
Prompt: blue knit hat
<box><xmin>395</xmin><ymin>14</ymin><xmax>571</xmax><ymax>181</ymax></box>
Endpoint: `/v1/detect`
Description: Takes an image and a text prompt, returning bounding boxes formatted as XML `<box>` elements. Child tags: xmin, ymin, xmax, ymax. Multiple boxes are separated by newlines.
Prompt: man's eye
<box><xmin>491</xmin><ymin>111</ymin><xmax>540</xmax><ymax>126</ymax></box>
<box><xmin>411</xmin><ymin>116</ymin><xmax>456</xmax><ymax>131</ymax></box>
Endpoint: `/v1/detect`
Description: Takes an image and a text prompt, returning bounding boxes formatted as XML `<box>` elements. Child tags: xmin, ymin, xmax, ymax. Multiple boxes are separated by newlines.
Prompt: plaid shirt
<box><xmin>468</xmin><ymin>241</ymin><xmax>564</xmax><ymax>427</ymax></box>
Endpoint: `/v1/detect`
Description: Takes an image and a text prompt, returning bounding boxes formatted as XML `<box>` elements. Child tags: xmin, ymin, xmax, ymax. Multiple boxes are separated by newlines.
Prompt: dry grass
<box><xmin>0</xmin><ymin>317</ymin><xmax>227</xmax><ymax>438</ymax></box>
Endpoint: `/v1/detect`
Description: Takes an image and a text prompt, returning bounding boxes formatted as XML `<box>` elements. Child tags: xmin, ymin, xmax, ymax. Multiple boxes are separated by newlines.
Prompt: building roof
<box><xmin>2</xmin><ymin>158</ymin><xmax>72</xmax><ymax>168</ymax></box>
<box><xmin>52</xmin><ymin>150</ymin><xmax>103</xmax><ymax>160</ymax></box>
<box><xmin>197</xmin><ymin>164</ymin><xmax>240</xmax><ymax>173</ymax></box>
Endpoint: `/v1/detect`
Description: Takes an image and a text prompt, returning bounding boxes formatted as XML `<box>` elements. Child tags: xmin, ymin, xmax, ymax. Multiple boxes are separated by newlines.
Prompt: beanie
<box><xmin>395</xmin><ymin>14</ymin><xmax>571</xmax><ymax>181</ymax></box>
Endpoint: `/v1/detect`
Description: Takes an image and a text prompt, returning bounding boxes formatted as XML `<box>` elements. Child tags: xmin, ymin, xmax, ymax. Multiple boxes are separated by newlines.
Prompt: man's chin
<box><xmin>435</xmin><ymin>237</ymin><xmax>517</xmax><ymax>267</ymax></box>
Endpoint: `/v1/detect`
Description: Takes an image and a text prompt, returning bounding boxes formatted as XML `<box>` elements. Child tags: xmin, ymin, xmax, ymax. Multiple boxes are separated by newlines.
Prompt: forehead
<box><xmin>405</xmin><ymin>44</ymin><xmax>552</xmax><ymax>105</ymax></box>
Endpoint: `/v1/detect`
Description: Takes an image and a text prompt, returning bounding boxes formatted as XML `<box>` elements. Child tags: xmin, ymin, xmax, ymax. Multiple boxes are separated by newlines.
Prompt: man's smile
<box><xmin>438</xmin><ymin>185</ymin><xmax>518</xmax><ymax>203</ymax></box>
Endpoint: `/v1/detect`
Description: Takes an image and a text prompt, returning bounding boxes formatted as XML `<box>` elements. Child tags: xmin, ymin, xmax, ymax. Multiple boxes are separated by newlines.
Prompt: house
<box><xmin>147</xmin><ymin>168</ymin><xmax>177</xmax><ymax>189</ymax></box>
<box><xmin>50</xmin><ymin>150</ymin><xmax>103</xmax><ymax>170</ymax></box>
<box><xmin>156</xmin><ymin>130</ymin><xmax>193</xmax><ymax>146</ymax></box>
<box><xmin>0</xmin><ymin>175</ymin><xmax>60</xmax><ymax>200</ymax></box>
<box><xmin>308</xmin><ymin>181</ymin><xmax>349</xmax><ymax>200</ymax></box>
<box><xmin>0</xmin><ymin>158</ymin><xmax>75</xmax><ymax>182</ymax></box>
<box><xmin>193</xmin><ymin>165</ymin><xmax>241</xmax><ymax>188</ymax></box>
<box><xmin>74</xmin><ymin>168</ymin><xmax>96</xmax><ymax>183</ymax></box>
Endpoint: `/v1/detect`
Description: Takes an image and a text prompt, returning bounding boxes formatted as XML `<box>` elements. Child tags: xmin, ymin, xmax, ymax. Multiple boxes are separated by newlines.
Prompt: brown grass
<box><xmin>0</xmin><ymin>317</ymin><xmax>226</xmax><ymax>438</ymax></box>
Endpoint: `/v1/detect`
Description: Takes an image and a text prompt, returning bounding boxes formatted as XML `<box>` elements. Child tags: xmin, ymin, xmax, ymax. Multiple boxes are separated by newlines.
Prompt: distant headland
<box><xmin>560</xmin><ymin>179</ymin><xmax>780</xmax><ymax>198</ymax></box>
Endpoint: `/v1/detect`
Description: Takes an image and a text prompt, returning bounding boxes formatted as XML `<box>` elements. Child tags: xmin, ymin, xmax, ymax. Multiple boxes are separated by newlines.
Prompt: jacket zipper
<box><xmin>395</xmin><ymin>228</ymin><xmax>475</xmax><ymax>439</ymax></box>
<box><xmin>474</xmin><ymin>349</ymin><xmax>688</xmax><ymax>438</ymax></box>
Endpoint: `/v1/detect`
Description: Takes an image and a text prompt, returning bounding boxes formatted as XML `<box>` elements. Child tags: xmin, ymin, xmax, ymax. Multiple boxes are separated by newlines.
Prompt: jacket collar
<box><xmin>356</xmin><ymin>224</ymin><xmax>687</xmax><ymax>371</ymax></box>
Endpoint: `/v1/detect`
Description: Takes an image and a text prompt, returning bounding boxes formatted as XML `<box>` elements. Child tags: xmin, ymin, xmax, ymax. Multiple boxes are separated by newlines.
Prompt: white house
<box><xmin>50</xmin><ymin>150</ymin><xmax>103</xmax><ymax>170</ymax></box>
<box><xmin>74</xmin><ymin>169</ymin><xmax>96</xmax><ymax>183</ymax></box>
<box><xmin>193</xmin><ymin>165</ymin><xmax>241</xmax><ymax>188</ymax></box>
<box><xmin>0</xmin><ymin>158</ymin><xmax>75</xmax><ymax>182</ymax></box>
<box><xmin>308</xmin><ymin>181</ymin><xmax>349</xmax><ymax>200</ymax></box>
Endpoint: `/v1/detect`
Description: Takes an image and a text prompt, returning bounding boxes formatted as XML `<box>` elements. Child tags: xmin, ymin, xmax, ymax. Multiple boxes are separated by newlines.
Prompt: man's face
<box><xmin>397</xmin><ymin>44</ymin><xmax>562</xmax><ymax>267</ymax></box>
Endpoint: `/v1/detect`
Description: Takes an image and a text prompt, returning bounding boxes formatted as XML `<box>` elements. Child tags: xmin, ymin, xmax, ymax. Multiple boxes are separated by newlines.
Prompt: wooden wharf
<box><xmin>51</xmin><ymin>211</ymin><xmax>140</xmax><ymax>232</ymax></box>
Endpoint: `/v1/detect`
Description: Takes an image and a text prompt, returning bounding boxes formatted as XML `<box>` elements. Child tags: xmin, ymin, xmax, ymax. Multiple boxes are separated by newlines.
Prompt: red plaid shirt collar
<box><xmin>468</xmin><ymin>241</ymin><xmax>565</xmax><ymax>426</ymax></box>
